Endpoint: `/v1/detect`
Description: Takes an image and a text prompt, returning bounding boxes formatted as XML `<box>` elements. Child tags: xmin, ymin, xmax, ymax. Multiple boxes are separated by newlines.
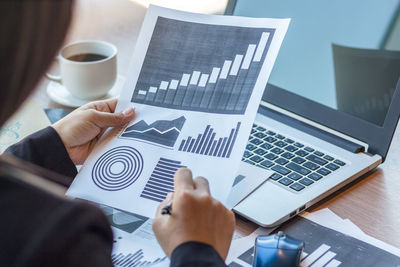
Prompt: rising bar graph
<box><xmin>112</xmin><ymin>250</ymin><xmax>167</xmax><ymax>267</ymax></box>
<box><xmin>140</xmin><ymin>158</ymin><xmax>186</xmax><ymax>202</ymax></box>
<box><xmin>178</xmin><ymin>122</ymin><xmax>241</xmax><ymax>158</ymax></box>
<box><xmin>132</xmin><ymin>17</ymin><xmax>274</xmax><ymax>114</ymax></box>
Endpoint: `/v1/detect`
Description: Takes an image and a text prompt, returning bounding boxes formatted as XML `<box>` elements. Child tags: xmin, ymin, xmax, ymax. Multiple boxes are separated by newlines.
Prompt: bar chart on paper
<box><xmin>140</xmin><ymin>158</ymin><xmax>186</xmax><ymax>202</ymax></box>
<box><xmin>228</xmin><ymin>244</ymin><xmax>342</xmax><ymax>267</ymax></box>
<box><xmin>132</xmin><ymin>17</ymin><xmax>274</xmax><ymax>114</ymax></box>
<box><xmin>112</xmin><ymin>250</ymin><xmax>167</xmax><ymax>267</ymax></box>
<box><xmin>178</xmin><ymin>122</ymin><xmax>241</xmax><ymax>158</ymax></box>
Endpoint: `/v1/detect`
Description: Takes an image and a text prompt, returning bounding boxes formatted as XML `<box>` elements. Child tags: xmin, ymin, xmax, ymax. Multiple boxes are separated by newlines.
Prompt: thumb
<box><xmin>91</xmin><ymin>107</ymin><xmax>135</xmax><ymax>128</ymax></box>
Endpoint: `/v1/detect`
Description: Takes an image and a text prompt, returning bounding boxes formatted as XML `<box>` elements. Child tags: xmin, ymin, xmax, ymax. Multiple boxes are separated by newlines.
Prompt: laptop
<box><xmin>225</xmin><ymin>0</ymin><xmax>400</xmax><ymax>227</ymax></box>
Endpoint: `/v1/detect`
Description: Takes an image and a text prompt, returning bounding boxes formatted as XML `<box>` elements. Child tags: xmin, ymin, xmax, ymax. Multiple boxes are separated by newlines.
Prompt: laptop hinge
<box><xmin>258</xmin><ymin>104</ymin><xmax>365</xmax><ymax>154</ymax></box>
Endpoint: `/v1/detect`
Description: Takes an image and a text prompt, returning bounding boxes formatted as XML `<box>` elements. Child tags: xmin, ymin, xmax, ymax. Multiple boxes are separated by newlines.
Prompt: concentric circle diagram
<box><xmin>92</xmin><ymin>146</ymin><xmax>144</xmax><ymax>191</ymax></box>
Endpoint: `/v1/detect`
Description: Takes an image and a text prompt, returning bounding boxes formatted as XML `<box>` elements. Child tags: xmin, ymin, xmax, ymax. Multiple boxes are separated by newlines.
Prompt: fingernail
<box><xmin>122</xmin><ymin>108</ymin><xmax>134</xmax><ymax>116</ymax></box>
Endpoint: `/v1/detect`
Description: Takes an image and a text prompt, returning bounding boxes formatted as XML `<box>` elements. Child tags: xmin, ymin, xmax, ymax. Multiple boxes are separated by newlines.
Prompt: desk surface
<box><xmin>34</xmin><ymin>0</ymin><xmax>400</xmax><ymax>248</ymax></box>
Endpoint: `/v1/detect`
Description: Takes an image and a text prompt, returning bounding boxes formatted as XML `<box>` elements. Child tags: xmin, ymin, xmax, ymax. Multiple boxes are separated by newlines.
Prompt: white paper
<box><xmin>227</xmin><ymin>208</ymin><xmax>400</xmax><ymax>266</ymax></box>
<box><xmin>67</xmin><ymin>5</ymin><xmax>290</xmax><ymax>218</ymax></box>
<box><xmin>302</xmin><ymin>209</ymin><xmax>400</xmax><ymax>257</ymax></box>
<box><xmin>226</xmin><ymin>162</ymin><xmax>272</xmax><ymax>209</ymax></box>
<box><xmin>87</xmin><ymin>200</ymin><xmax>170</xmax><ymax>267</ymax></box>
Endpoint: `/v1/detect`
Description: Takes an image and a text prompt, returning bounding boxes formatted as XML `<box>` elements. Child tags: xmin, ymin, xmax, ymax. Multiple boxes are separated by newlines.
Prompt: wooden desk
<box><xmin>33</xmin><ymin>0</ymin><xmax>400</xmax><ymax>248</ymax></box>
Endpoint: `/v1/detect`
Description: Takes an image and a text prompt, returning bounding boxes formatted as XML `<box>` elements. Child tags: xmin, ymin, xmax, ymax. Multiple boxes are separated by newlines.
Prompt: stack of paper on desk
<box><xmin>227</xmin><ymin>208</ymin><xmax>400</xmax><ymax>267</ymax></box>
<box><xmin>76</xmin><ymin>162</ymin><xmax>271</xmax><ymax>267</ymax></box>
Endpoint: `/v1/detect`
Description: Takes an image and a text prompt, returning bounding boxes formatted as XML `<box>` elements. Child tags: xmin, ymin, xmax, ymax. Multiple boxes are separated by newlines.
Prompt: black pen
<box><xmin>161</xmin><ymin>200</ymin><xmax>173</xmax><ymax>215</ymax></box>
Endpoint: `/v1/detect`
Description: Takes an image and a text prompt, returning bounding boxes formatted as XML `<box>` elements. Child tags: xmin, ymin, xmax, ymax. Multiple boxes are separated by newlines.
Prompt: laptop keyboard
<box><xmin>242</xmin><ymin>123</ymin><xmax>346</xmax><ymax>193</ymax></box>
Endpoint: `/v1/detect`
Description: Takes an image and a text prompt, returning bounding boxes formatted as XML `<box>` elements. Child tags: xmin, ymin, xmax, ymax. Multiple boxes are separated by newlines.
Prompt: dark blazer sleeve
<box><xmin>15</xmin><ymin>201</ymin><xmax>115</xmax><ymax>267</ymax></box>
<box><xmin>170</xmin><ymin>242</ymin><xmax>227</xmax><ymax>267</ymax></box>
<box><xmin>4</xmin><ymin>126</ymin><xmax>77</xmax><ymax>178</ymax></box>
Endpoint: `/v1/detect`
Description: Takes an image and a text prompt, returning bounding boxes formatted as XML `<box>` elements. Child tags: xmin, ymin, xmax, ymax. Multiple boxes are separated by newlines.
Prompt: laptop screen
<box><xmin>232</xmin><ymin>0</ymin><xmax>400</xmax><ymax>126</ymax></box>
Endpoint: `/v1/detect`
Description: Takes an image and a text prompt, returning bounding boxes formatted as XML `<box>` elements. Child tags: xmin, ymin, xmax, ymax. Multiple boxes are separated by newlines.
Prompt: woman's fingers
<box><xmin>90</xmin><ymin>108</ymin><xmax>135</xmax><ymax>128</ymax></box>
<box><xmin>174</xmin><ymin>168</ymin><xmax>195</xmax><ymax>192</ymax></box>
<box><xmin>193</xmin><ymin>176</ymin><xmax>210</xmax><ymax>195</ymax></box>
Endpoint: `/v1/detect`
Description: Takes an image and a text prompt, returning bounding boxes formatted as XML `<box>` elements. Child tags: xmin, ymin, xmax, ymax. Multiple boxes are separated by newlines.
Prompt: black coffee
<box><xmin>67</xmin><ymin>53</ymin><xmax>107</xmax><ymax>62</ymax></box>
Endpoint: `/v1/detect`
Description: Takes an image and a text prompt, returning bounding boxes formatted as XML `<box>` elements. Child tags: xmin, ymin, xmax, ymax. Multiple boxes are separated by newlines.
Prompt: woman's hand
<box><xmin>52</xmin><ymin>98</ymin><xmax>135</xmax><ymax>164</ymax></box>
<box><xmin>152</xmin><ymin>168</ymin><xmax>235</xmax><ymax>260</ymax></box>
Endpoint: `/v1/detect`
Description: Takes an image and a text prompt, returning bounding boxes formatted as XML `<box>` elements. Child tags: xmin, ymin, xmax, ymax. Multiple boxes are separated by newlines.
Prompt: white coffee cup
<box><xmin>46</xmin><ymin>40</ymin><xmax>117</xmax><ymax>100</ymax></box>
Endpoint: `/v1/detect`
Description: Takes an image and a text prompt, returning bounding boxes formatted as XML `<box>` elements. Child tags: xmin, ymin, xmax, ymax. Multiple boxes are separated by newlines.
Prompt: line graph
<box><xmin>120</xmin><ymin>116</ymin><xmax>186</xmax><ymax>148</ymax></box>
<box><xmin>131</xmin><ymin>17</ymin><xmax>274</xmax><ymax>114</ymax></box>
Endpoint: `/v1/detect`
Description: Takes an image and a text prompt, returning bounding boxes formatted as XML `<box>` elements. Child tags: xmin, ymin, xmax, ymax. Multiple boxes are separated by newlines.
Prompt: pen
<box><xmin>161</xmin><ymin>199</ymin><xmax>173</xmax><ymax>215</ymax></box>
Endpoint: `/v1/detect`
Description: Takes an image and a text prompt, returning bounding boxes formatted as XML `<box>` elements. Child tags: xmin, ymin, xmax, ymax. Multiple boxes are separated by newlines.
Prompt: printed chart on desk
<box><xmin>228</xmin><ymin>217</ymin><xmax>400</xmax><ymax>267</ymax></box>
<box><xmin>67</xmin><ymin>6</ymin><xmax>289</xmax><ymax>218</ymax></box>
<box><xmin>85</xmin><ymin>200</ymin><xmax>169</xmax><ymax>267</ymax></box>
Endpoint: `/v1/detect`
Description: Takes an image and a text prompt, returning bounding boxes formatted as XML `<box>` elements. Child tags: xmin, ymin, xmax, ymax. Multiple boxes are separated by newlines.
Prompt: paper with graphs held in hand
<box><xmin>67</xmin><ymin>5</ymin><xmax>289</xmax><ymax>218</ymax></box>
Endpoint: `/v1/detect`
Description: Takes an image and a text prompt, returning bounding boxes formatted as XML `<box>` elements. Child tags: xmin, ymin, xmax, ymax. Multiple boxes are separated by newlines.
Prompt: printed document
<box><xmin>67</xmin><ymin>5</ymin><xmax>289</xmax><ymax>218</ymax></box>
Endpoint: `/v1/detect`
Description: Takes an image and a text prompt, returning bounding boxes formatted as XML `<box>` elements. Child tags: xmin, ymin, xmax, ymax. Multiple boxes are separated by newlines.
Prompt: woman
<box><xmin>0</xmin><ymin>1</ymin><xmax>234</xmax><ymax>266</ymax></box>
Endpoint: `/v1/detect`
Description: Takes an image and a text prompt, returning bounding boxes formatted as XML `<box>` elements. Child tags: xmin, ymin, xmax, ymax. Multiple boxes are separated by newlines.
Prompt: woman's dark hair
<box><xmin>0</xmin><ymin>0</ymin><xmax>74</xmax><ymax>126</ymax></box>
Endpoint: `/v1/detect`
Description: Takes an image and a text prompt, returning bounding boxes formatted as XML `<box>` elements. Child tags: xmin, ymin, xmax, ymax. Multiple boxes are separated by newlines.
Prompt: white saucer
<box><xmin>47</xmin><ymin>75</ymin><xmax>125</xmax><ymax>108</ymax></box>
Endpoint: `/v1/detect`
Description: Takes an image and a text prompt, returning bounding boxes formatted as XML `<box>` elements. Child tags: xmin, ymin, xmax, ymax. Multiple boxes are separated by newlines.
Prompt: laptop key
<box><xmin>295</xmin><ymin>150</ymin><xmax>309</xmax><ymax>157</ymax></box>
<box><xmin>314</xmin><ymin>151</ymin><xmax>324</xmax><ymax>156</ymax></box>
<box><xmin>278</xmin><ymin>177</ymin><xmax>293</xmax><ymax>186</ymax></box>
<box><xmin>270</xmin><ymin>173</ymin><xmax>282</xmax><ymax>180</ymax></box>
<box><xmin>264</xmin><ymin>136</ymin><xmax>277</xmax><ymax>143</ymax></box>
<box><xmin>334</xmin><ymin>159</ymin><xmax>346</xmax><ymax>166</ymax></box>
<box><xmin>288</xmin><ymin>172</ymin><xmax>302</xmax><ymax>181</ymax></box>
<box><xmin>254</xmin><ymin>148</ymin><xmax>267</xmax><ymax>155</ymax></box>
<box><xmin>250</xmin><ymin>139</ymin><xmax>263</xmax><ymax>145</ymax></box>
<box><xmin>244</xmin><ymin>160</ymin><xmax>255</xmax><ymax>165</ymax></box>
<box><xmin>254</xmin><ymin>132</ymin><xmax>267</xmax><ymax>138</ymax></box>
<box><xmin>294</xmin><ymin>142</ymin><xmax>304</xmax><ymax>148</ymax></box>
<box><xmin>256</xmin><ymin>126</ymin><xmax>266</xmax><ymax>131</ymax></box>
<box><xmin>276</xmin><ymin>134</ymin><xmax>286</xmax><ymax>140</ymax></box>
<box><xmin>308</xmin><ymin>173</ymin><xmax>322</xmax><ymax>181</ymax></box>
<box><xmin>299</xmin><ymin>177</ymin><xmax>314</xmax><ymax>186</ymax></box>
<box><xmin>271</xmin><ymin>147</ymin><xmax>284</xmax><ymax>154</ymax></box>
<box><xmin>303</xmin><ymin>161</ymin><xmax>319</xmax><ymax>170</ymax></box>
<box><xmin>266</xmin><ymin>130</ymin><xmax>276</xmax><ymax>136</ymax></box>
<box><xmin>275</xmin><ymin>141</ymin><xmax>287</xmax><ymax>148</ymax></box>
<box><xmin>246</xmin><ymin>143</ymin><xmax>257</xmax><ymax>151</ymax></box>
<box><xmin>272</xmin><ymin>165</ymin><xmax>291</xmax><ymax>175</ymax></box>
<box><xmin>260</xmin><ymin>160</ymin><xmax>274</xmax><ymax>168</ymax></box>
<box><xmin>317</xmin><ymin>168</ymin><xmax>331</xmax><ymax>176</ymax></box>
<box><xmin>287</xmin><ymin>162</ymin><xmax>311</xmax><ymax>175</ymax></box>
<box><xmin>326</xmin><ymin>163</ymin><xmax>339</xmax><ymax>171</ymax></box>
<box><xmin>260</xmin><ymin>143</ymin><xmax>273</xmax><ymax>150</ymax></box>
<box><xmin>250</xmin><ymin>155</ymin><xmax>264</xmax><ymax>163</ymax></box>
<box><xmin>306</xmin><ymin>154</ymin><xmax>328</xmax><ymax>165</ymax></box>
<box><xmin>285</xmin><ymin>145</ymin><xmax>298</xmax><ymax>152</ymax></box>
<box><xmin>251</xmin><ymin>128</ymin><xmax>256</xmax><ymax>134</ymax></box>
<box><xmin>292</xmin><ymin>157</ymin><xmax>306</xmax><ymax>164</ymax></box>
<box><xmin>285</xmin><ymin>138</ymin><xmax>294</xmax><ymax>144</ymax></box>
<box><xmin>282</xmin><ymin>152</ymin><xmax>295</xmax><ymax>159</ymax></box>
<box><xmin>265</xmin><ymin>153</ymin><xmax>278</xmax><ymax>160</ymax></box>
<box><xmin>258</xmin><ymin>164</ymin><xmax>270</xmax><ymax>170</ymax></box>
<box><xmin>304</xmin><ymin>146</ymin><xmax>314</xmax><ymax>152</ymax></box>
<box><xmin>290</xmin><ymin>183</ymin><xmax>305</xmax><ymax>191</ymax></box>
<box><xmin>275</xmin><ymin>158</ymin><xmax>289</xmax><ymax>165</ymax></box>
<box><xmin>243</xmin><ymin>151</ymin><xmax>253</xmax><ymax>158</ymax></box>
<box><xmin>323</xmin><ymin>155</ymin><xmax>334</xmax><ymax>161</ymax></box>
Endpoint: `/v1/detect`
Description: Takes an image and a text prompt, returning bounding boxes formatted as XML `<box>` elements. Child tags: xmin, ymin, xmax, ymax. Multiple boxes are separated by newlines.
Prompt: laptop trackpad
<box><xmin>234</xmin><ymin>181</ymin><xmax>304</xmax><ymax>227</ymax></box>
